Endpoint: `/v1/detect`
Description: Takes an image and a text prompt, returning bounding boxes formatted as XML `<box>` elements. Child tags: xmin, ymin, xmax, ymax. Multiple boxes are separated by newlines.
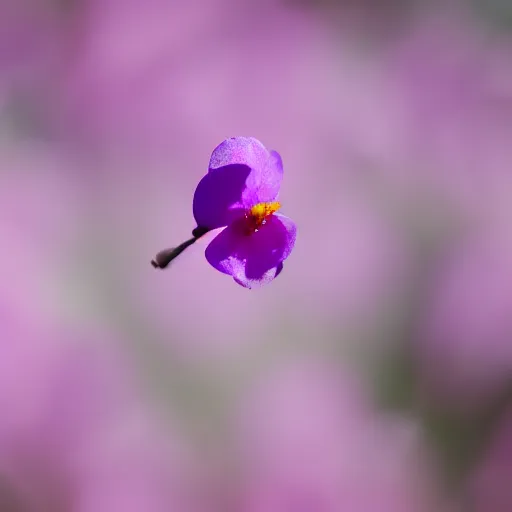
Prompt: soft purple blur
<box><xmin>1</xmin><ymin>0</ymin><xmax>511</xmax><ymax>510</ymax></box>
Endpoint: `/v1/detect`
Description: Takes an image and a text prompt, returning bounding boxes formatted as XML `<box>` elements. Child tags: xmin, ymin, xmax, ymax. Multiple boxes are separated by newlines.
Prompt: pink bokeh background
<box><xmin>1</xmin><ymin>0</ymin><xmax>511</xmax><ymax>510</ymax></box>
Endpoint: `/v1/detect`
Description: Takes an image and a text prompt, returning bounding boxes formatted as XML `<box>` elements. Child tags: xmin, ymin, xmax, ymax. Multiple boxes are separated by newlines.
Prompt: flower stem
<box><xmin>151</xmin><ymin>226</ymin><xmax>210</xmax><ymax>269</ymax></box>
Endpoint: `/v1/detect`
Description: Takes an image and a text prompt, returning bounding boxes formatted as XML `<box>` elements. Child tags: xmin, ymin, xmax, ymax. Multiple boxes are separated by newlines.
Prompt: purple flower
<box><xmin>153</xmin><ymin>137</ymin><xmax>297</xmax><ymax>289</ymax></box>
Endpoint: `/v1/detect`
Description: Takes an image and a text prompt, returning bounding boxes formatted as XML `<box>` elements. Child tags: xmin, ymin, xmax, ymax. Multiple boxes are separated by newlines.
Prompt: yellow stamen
<box><xmin>249</xmin><ymin>201</ymin><xmax>281</xmax><ymax>227</ymax></box>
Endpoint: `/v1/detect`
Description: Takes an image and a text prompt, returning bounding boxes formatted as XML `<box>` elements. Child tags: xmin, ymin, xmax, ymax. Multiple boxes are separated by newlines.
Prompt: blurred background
<box><xmin>1</xmin><ymin>0</ymin><xmax>512</xmax><ymax>510</ymax></box>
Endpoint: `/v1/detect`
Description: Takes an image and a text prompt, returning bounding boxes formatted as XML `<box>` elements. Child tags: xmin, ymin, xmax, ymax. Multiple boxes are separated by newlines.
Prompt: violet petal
<box><xmin>209</xmin><ymin>137</ymin><xmax>283</xmax><ymax>207</ymax></box>
<box><xmin>192</xmin><ymin>164</ymin><xmax>250</xmax><ymax>229</ymax></box>
<box><xmin>205</xmin><ymin>213</ymin><xmax>296</xmax><ymax>288</ymax></box>
<box><xmin>243</xmin><ymin>149</ymin><xmax>283</xmax><ymax>207</ymax></box>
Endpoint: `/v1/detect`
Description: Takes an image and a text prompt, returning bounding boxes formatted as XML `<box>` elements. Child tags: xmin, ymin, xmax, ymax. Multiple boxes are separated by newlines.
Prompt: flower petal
<box><xmin>193</xmin><ymin>164</ymin><xmax>250</xmax><ymax>229</ymax></box>
<box><xmin>209</xmin><ymin>137</ymin><xmax>269</xmax><ymax>172</ymax></box>
<box><xmin>243</xmin><ymin>149</ymin><xmax>283</xmax><ymax>206</ymax></box>
<box><xmin>209</xmin><ymin>137</ymin><xmax>283</xmax><ymax>207</ymax></box>
<box><xmin>205</xmin><ymin>213</ymin><xmax>297</xmax><ymax>288</ymax></box>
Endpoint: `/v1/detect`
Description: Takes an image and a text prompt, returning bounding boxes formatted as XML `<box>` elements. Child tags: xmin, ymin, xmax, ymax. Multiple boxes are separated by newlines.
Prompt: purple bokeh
<box><xmin>1</xmin><ymin>0</ymin><xmax>511</xmax><ymax>509</ymax></box>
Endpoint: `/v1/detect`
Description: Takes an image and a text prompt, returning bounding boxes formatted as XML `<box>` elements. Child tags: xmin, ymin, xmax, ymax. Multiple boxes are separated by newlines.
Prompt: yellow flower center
<box><xmin>245</xmin><ymin>201</ymin><xmax>281</xmax><ymax>232</ymax></box>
